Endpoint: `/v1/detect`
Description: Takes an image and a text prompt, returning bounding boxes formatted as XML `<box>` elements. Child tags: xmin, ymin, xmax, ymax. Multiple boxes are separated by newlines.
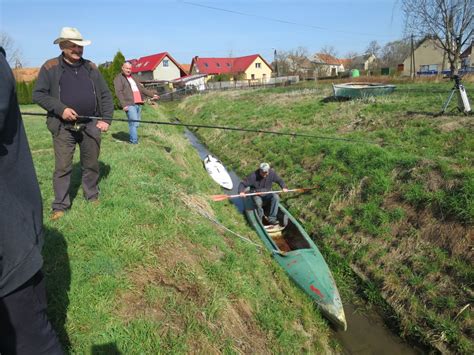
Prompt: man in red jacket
<box><xmin>114</xmin><ymin>62</ymin><xmax>159</xmax><ymax>144</ymax></box>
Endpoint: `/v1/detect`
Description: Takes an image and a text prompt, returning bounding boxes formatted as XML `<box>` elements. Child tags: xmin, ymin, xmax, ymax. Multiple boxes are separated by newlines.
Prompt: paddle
<box><xmin>211</xmin><ymin>187</ymin><xmax>317</xmax><ymax>202</ymax></box>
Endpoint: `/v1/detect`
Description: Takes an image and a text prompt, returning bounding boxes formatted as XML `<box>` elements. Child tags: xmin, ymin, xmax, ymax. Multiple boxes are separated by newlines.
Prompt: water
<box><xmin>184</xmin><ymin>129</ymin><xmax>421</xmax><ymax>354</ymax></box>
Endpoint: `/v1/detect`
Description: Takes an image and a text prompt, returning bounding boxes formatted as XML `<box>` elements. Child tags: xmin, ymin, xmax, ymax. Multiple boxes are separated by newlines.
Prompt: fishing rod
<box><xmin>21</xmin><ymin>112</ymin><xmax>387</xmax><ymax>146</ymax></box>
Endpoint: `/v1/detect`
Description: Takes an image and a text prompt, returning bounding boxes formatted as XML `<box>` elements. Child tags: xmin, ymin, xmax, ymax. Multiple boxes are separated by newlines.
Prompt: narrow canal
<box><xmin>185</xmin><ymin>130</ymin><xmax>422</xmax><ymax>354</ymax></box>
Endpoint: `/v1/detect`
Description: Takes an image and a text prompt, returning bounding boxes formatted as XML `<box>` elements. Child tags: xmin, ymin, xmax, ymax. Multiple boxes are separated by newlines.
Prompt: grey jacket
<box><xmin>33</xmin><ymin>55</ymin><xmax>114</xmax><ymax>129</ymax></box>
<box><xmin>238</xmin><ymin>169</ymin><xmax>287</xmax><ymax>193</ymax></box>
<box><xmin>114</xmin><ymin>73</ymin><xmax>156</xmax><ymax>108</ymax></box>
<box><xmin>0</xmin><ymin>47</ymin><xmax>44</xmax><ymax>297</ymax></box>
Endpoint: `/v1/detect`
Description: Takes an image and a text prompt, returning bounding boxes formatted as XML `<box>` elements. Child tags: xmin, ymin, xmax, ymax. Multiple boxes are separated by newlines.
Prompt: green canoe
<box><xmin>333</xmin><ymin>82</ymin><xmax>396</xmax><ymax>99</ymax></box>
<box><xmin>244</xmin><ymin>198</ymin><xmax>347</xmax><ymax>330</ymax></box>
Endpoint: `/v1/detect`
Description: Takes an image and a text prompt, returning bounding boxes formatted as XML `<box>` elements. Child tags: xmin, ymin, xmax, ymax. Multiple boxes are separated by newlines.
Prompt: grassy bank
<box><xmin>164</xmin><ymin>80</ymin><xmax>473</xmax><ymax>354</ymax></box>
<box><xmin>21</xmin><ymin>104</ymin><xmax>335</xmax><ymax>353</ymax></box>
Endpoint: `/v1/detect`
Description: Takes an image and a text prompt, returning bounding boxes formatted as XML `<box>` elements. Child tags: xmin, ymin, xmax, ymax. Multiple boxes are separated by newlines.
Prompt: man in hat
<box><xmin>1</xmin><ymin>47</ymin><xmax>63</xmax><ymax>354</ymax></box>
<box><xmin>238</xmin><ymin>162</ymin><xmax>288</xmax><ymax>225</ymax></box>
<box><xmin>33</xmin><ymin>27</ymin><xmax>114</xmax><ymax>220</ymax></box>
<box><xmin>114</xmin><ymin>61</ymin><xmax>159</xmax><ymax>144</ymax></box>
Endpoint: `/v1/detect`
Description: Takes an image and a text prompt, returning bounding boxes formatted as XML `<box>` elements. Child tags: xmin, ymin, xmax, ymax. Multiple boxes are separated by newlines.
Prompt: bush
<box><xmin>16</xmin><ymin>79</ymin><xmax>36</xmax><ymax>105</ymax></box>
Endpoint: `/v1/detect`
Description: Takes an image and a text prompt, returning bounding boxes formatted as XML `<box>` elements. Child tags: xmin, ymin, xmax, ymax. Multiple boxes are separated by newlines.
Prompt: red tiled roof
<box><xmin>338</xmin><ymin>58</ymin><xmax>352</xmax><ymax>66</ymax></box>
<box><xmin>180</xmin><ymin>64</ymin><xmax>191</xmax><ymax>74</ymax></box>
<box><xmin>191</xmin><ymin>54</ymin><xmax>272</xmax><ymax>75</ymax></box>
<box><xmin>314</xmin><ymin>53</ymin><xmax>341</xmax><ymax>65</ymax></box>
<box><xmin>12</xmin><ymin>67</ymin><xmax>39</xmax><ymax>82</ymax></box>
<box><xmin>131</xmin><ymin>52</ymin><xmax>187</xmax><ymax>76</ymax></box>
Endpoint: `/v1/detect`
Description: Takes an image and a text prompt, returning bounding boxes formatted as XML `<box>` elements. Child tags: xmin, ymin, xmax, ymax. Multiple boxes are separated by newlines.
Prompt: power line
<box><xmin>182</xmin><ymin>1</ymin><xmax>401</xmax><ymax>39</ymax></box>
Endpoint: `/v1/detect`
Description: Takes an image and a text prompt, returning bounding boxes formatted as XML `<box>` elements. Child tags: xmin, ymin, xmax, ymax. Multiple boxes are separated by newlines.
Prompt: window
<box><xmin>163</xmin><ymin>59</ymin><xmax>169</xmax><ymax>67</ymax></box>
<box><xmin>255</xmin><ymin>62</ymin><xmax>261</xmax><ymax>68</ymax></box>
<box><xmin>216</xmin><ymin>63</ymin><xmax>220</xmax><ymax>67</ymax></box>
<box><xmin>419</xmin><ymin>65</ymin><xmax>428</xmax><ymax>72</ymax></box>
<box><xmin>226</xmin><ymin>63</ymin><xmax>231</xmax><ymax>67</ymax></box>
<box><xmin>204</xmin><ymin>63</ymin><xmax>209</xmax><ymax>67</ymax></box>
<box><xmin>251</xmin><ymin>74</ymin><xmax>255</xmax><ymax>79</ymax></box>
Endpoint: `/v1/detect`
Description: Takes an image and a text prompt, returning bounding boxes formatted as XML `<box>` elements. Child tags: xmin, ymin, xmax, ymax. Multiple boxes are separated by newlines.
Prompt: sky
<box><xmin>0</xmin><ymin>0</ymin><xmax>405</xmax><ymax>67</ymax></box>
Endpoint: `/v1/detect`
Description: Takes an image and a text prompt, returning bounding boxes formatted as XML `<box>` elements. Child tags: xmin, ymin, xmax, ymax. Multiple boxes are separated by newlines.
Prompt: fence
<box><xmin>206</xmin><ymin>76</ymin><xmax>299</xmax><ymax>91</ymax></box>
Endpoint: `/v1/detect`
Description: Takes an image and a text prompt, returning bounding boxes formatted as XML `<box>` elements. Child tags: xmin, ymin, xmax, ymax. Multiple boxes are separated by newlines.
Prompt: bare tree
<box><xmin>320</xmin><ymin>45</ymin><xmax>338</xmax><ymax>57</ymax></box>
<box><xmin>0</xmin><ymin>32</ymin><xmax>23</xmax><ymax>67</ymax></box>
<box><xmin>365</xmin><ymin>40</ymin><xmax>381</xmax><ymax>57</ymax></box>
<box><xmin>402</xmin><ymin>0</ymin><xmax>473</xmax><ymax>75</ymax></box>
<box><xmin>380</xmin><ymin>39</ymin><xmax>411</xmax><ymax>67</ymax></box>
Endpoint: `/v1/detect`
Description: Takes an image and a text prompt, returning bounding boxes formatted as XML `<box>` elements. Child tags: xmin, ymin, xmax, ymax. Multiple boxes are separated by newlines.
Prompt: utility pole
<box><xmin>410</xmin><ymin>34</ymin><xmax>415</xmax><ymax>80</ymax></box>
<box><xmin>274</xmin><ymin>49</ymin><xmax>279</xmax><ymax>77</ymax></box>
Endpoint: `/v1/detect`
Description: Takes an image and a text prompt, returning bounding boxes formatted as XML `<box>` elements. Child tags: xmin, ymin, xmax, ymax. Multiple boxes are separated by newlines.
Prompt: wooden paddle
<box><xmin>211</xmin><ymin>187</ymin><xmax>317</xmax><ymax>202</ymax></box>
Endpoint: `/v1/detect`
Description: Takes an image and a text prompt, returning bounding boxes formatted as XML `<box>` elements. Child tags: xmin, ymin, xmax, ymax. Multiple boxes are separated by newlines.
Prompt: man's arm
<box><xmin>273</xmin><ymin>171</ymin><xmax>287</xmax><ymax>189</ymax></box>
<box><xmin>113</xmin><ymin>75</ymin><xmax>127</xmax><ymax>108</ymax></box>
<box><xmin>32</xmin><ymin>65</ymin><xmax>67</xmax><ymax>116</ymax></box>
<box><xmin>97</xmin><ymin>73</ymin><xmax>114</xmax><ymax>123</ymax></box>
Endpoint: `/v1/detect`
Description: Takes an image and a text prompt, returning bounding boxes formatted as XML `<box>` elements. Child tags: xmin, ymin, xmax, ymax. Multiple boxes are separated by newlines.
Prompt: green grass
<box><xmin>163</xmin><ymin>80</ymin><xmax>473</xmax><ymax>354</ymax></box>
<box><xmin>21</xmin><ymin>104</ymin><xmax>333</xmax><ymax>353</ymax></box>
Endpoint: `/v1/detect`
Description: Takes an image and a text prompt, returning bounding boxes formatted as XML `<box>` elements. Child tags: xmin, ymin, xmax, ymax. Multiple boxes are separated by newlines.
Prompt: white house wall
<box><xmin>153</xmin><ymin>56</ymin><xmax>181</xmax><ymax>80</ymax></box>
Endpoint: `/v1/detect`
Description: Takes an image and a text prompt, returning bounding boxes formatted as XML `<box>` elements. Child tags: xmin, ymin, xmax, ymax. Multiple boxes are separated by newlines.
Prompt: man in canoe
<box><xmin>238</xmin><ymin>162</ymin><xmax>288</xmax><ymax>225</ymax></box>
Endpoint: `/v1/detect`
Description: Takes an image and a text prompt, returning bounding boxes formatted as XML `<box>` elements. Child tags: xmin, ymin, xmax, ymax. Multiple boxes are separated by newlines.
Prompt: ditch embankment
<box><xmin>162</xmin><ymin>80</ymin><xmax>473</xmax><ymax>354</ymax></box>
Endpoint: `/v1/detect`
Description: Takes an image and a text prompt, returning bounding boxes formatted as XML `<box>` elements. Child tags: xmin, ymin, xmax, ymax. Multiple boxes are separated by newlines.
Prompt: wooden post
<box><xmin>410</xmin><ymin>34</ymin><xmax>415</xmax><ymax>80</ymax></box>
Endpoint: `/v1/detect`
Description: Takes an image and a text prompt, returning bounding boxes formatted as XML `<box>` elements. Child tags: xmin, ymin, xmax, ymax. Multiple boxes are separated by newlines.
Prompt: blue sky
<box><xmin>0</xmin><ymin>0</ymin><xmax>404</xmax><ymax>67</ymax></box>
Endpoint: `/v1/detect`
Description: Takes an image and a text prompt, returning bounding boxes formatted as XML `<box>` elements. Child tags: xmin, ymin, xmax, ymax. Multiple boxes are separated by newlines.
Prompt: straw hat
<box><xmin>53</xmin><ymin>27</ymin><xmax>91</xmax><ymax>46</ymax></box>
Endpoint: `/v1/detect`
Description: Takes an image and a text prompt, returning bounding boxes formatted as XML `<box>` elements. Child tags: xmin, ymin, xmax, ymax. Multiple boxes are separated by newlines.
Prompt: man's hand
<box><xmin>152</xmin><ymin>94</ymin><xmax>160</xmax><ymax>100</ymax></box>
<box><xmin>62</xmin><ymin>107</ymin><xmax>78</xmax><ymax>121</ymax></box>
<box><xmin>239</xmin><ymin>192</ymin><xmax>246</xmax><ymax>197</ymax></box>
<box><xmin>123</xmin><ymin>106</ymin><xmax>129</xmax><ymax>112</ymax></box>
<box><xmin>283</xmin><ymin>188</ymin><xmax>289</xmax><ymax>192</ymax></box>
<box><xmin>96</xmin><ymin>121</ymin><xmax>110</xmax><ymax>132</ymax></box>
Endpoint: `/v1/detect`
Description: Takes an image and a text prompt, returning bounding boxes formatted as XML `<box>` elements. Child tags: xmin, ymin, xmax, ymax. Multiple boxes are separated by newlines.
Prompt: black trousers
<box><xmin>51</xmin><ymin>124</ymin><xmax>101</xmax><ymax>211</ymax></box>
<box><xmin>0</xmin><ymin>271</ymin><xmax>63</xmax><ymax>355</ymax></box>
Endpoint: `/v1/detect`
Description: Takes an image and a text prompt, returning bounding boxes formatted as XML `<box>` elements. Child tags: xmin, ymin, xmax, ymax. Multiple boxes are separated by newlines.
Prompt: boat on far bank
<box><xmin>333</xmin><ymin>82</ymin><xmax>396</xmax><ymax>99</ymax></box>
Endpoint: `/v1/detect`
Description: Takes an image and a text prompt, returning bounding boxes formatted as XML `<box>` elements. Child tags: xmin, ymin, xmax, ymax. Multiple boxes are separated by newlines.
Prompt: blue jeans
<box><xmin>253</xmin><ymin>193</ymin><xmax>280</xmax><ymax>223</ymax></box>
<box><xmin>126</xmin><ymin>105</ymin><xmax>142</xmax><ymax>144</ymax></box>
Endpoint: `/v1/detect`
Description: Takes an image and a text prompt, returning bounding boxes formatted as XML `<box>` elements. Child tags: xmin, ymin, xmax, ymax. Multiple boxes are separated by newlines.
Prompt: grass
<box><xmin>20</xmin><ymin>104</ymin><xmax>334</xmax><ymax>353</ymax></box>
<box><xmin>163</xmin><ymin>79</ymin><xmax>473</xmax><ymax>354</ymax></box>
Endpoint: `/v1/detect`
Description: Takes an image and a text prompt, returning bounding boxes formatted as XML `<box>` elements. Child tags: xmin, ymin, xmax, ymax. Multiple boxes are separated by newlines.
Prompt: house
<box><xmin>171</xmin><ymin>74</ymin><xmax>207</xmax><ymax>91</ymax></box>
<box><xmin>460</xmin><ymin>41</ymin><xmax>473</xmax><ymax>72</ymax></box>
<box><xmin>189</xmin><ymin>54</ymin><xmax>273</xmax><ymax>81</ymax></box>
<box><xmin>401</xmin><ymin>37</ymin><xmax>450</xmax><ymax>76</ymax></box>
<box><xmin>131</xmin><ymin>52</ymin><xmax>187</xmax><ymax>81</ymax></box>
<box><xmin>350</xmin><ymin>53</ymin><xmax>377</xmax><ymax>71</ymax></box>
<box><xmin>180</xmin><ymin>64</ymin><xmax>191</xmax><ymax>75</ymax></box>
<box><xmin>286</xmin><ymin>55</ymin><xmax>314</xmax><ymax>79</ymax></box>
<box><xmin>312</xmin><ymin>53</ymin><xmax>344</xmax><ymax>77</ymax></box>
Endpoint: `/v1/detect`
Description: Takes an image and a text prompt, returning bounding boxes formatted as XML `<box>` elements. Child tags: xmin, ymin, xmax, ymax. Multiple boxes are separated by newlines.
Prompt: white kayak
<box><xmin>203</xmin><ymin>154</ymin><xmax>233</xmax><ymax>190</ymax></box>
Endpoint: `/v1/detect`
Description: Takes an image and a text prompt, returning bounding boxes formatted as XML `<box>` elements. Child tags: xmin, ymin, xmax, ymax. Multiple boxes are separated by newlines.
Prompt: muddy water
<box><xmin>185</xmin><ymin>130</ymin><xmax>421</xmax><ymax>354</ymax></box>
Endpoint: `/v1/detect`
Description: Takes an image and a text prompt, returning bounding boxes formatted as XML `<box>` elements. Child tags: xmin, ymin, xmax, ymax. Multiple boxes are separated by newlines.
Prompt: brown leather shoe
<box><xmin>51</xmin><ymin>210</ymin><xmax>65</xmax><ymax>221</ymax></box>
<box><xmin>90</xmin><ymin>199</ymin><xmax>100</xmax><ymax>206</ymax></box>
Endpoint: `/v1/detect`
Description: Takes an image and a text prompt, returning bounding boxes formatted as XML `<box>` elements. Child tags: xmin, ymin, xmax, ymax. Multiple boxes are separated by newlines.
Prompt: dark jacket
<box><xmin>0</xmin><ymin>47</ymin><xmax>44</xmax><ymax>297</ymax></box>
<box><xmin>113</xmin><ymin>73</ymin><xmax>156</xmax><ymax>108</ymax></box>
<box><xmin>33</xmin><ymin>55</ymin><xmax>114</xmax><ymax>132</ymax></box>
<box><xmin>238</xmin><ymin>168</ymin><xmax>287</xmax><ymax>193</ymax></box>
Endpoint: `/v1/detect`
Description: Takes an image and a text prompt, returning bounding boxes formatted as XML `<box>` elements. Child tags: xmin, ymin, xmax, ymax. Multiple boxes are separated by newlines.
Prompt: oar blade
<box><xmin>211</xmin><ymin>194</ymin><xmax>230</xmax><ymax>202</ymax></box>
